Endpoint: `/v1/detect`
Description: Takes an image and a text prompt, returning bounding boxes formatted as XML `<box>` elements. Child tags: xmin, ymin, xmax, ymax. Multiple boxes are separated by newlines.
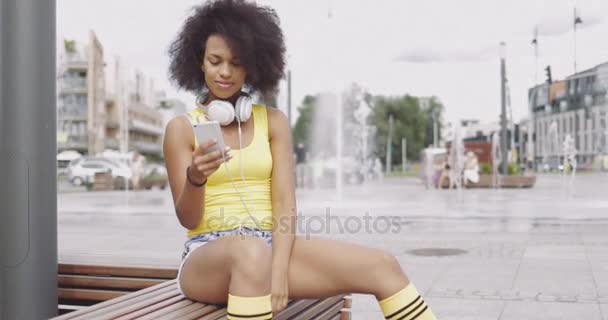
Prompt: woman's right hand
<box><xmin>189</xmin><ymin>139</ymin><xmax>233</xmax><ymax>184</ymax></box>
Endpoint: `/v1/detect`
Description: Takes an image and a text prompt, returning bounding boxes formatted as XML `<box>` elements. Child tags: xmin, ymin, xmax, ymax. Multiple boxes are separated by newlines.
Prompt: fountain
<box><xmin>562</xmin><ymin>134</ymin><xmax>577</xmax><ymax>196</ymax></box>
<box><xmin>352</xmin><ymin>93</ymin><xmax>374</xmax><ymax>184</ymax></box>
<box><xmin>448</xmin><ymin>127</ymin><xmax>465</xmax><ymax>190</ymax></box>
<box><xmin>491</xmin><ymin>132</ymin><xmax>502</xmax><ymax>188</ymax></box>
<box><xmin>423</xmin><ymin>148</ymin><xmax>436</xmax><ymax>189</ymax></box>
<box><xmin>544</xmin><ymin>121</ymin><xmax>560</xmax><ymax>171</ymax></box>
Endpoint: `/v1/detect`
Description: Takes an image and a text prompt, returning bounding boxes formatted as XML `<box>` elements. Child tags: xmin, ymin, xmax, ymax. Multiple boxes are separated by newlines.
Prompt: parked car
<box><xmin>57</xmin><ymin>150</ymin><xmax>82</xmax><ymax>176</ymax></box>
<box><xmin>141</xmin><ymin>163</ymin><xmax>168</xmax><ymax>190</ymax></box>
<box><xmin>67</xmin><ymin>157</ymin><xmax>132</xmax><ymax>187</ymax></box>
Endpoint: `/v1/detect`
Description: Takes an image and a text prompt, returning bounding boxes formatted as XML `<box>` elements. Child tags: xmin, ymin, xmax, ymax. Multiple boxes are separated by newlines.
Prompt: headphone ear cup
<box><xmin>235</xmin><ymin>95</ymin><xmax>253</xmax><ymax>122</ymax></box>
<box><xmin>207</xmin><ymin>100</ymin><xmax>235</xmax><ymax>126</ymax></box>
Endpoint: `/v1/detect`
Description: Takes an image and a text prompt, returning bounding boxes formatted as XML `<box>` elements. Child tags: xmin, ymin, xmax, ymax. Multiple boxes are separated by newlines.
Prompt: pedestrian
<box><xmin>130</xmin><ymin>151</ymin><xmax>145</xmax><ymax>190</ymax></box>
<box><xmin>163</xmin><ymin>1</ymin><xmax>436</xmax><ymax>318</ymax></box>
<box><xmin>295</xmin><ymin>142</ymin><xmax>307</xmax><ymax>188</ymax></box>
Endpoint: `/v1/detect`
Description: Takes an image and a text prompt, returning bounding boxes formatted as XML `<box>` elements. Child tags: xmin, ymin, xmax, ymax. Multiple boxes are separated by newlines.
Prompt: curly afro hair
<box><xmin>168</xmin><ymin>0</ymin><xmax>285</xmax><ymax>96</ymax></box>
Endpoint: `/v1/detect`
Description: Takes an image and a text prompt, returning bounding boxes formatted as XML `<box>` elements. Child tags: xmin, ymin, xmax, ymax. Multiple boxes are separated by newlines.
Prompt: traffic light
<box><xmin>545</xmin><ymin>65</ymin><xmax>552</xmax><ymax>84</ymax></box>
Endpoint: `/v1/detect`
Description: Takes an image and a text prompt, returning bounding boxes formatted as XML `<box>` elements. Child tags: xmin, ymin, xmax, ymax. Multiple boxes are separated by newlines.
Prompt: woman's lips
<box><xmin>215</xmin><ymin>81</ymin><xmax>234</xmax><ymax>89</ymax></box>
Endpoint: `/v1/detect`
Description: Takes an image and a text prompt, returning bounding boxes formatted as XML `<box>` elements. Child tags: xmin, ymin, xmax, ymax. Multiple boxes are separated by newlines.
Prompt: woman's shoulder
<box><xmin>259</xmin><ymin>106</ymin><xmax>289</xmax><ymax>140</ymax></box>
<box><xmin>258</xmin><ymin>105</ymin><xmax>286</xmax><ymax>122</ymax></box>
<box><xmin>164</xmin><ymin>113</ymin><xmax>195</xmax><ymax>146</ymax></box>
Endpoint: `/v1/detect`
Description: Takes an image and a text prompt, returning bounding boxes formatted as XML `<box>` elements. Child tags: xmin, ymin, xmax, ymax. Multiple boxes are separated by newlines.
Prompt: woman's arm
<box><xmin>268</xmin><ymin>107</ymin><xmax>297</xmax><ymax>269</ymax></box>
<box><xmin>163</xmin><ymin>116</ymin><xmax>228</xmax><ymax>230</ymax></box>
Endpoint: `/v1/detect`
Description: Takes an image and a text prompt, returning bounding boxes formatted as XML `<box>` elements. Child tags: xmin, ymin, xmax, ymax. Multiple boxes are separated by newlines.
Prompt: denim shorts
<box><xmin>176</xmin><ymin>225</ymin><xmax>272</xmax><ymax>295</ymax></box>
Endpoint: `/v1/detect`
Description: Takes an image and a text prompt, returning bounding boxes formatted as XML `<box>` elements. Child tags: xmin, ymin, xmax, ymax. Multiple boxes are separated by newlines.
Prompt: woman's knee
<box><xmin>374</xmin><ymin>250</ymin><xmax>408</xmax><ymax>280</ymax></box>
<box><xmin>229</xmin><ymin>237</ymin><xmax>272</xmax><ymax>284</ymax></box>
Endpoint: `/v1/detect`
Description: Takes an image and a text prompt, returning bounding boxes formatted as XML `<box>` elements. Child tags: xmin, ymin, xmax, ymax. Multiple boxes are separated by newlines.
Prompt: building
<box><xmin>57</xmin><ymin>31</ymin><xmax>106</xmax><ymax>155</ymax></box>
<box><xmin>58</xmin><ymin>33</ymin><xmax>167</xmax><ymax>159</ymax></box>
<box><xmin>105</xmin><ymin>61</ymin><xmax>165</xmax><ymax>159</ymax></box>
<box><xmin>529</xmin><ymin>62</ymin><xmax>608</xmax><ymax>167</ymax></box>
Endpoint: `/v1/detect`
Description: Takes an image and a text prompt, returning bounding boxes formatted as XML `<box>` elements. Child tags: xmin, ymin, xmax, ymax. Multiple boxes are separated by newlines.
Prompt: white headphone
<box><xmin>196</xmin><ymin>90</ymin><xmax>253</xmax><ymax>126</ymax></box>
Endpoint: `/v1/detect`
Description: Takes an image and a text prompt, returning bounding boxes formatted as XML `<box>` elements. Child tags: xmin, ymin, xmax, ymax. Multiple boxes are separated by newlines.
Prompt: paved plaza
<box><xmin>58</xmin><ymin>173</ymin><xmax>608</xmax><ymax>319</ymax></box>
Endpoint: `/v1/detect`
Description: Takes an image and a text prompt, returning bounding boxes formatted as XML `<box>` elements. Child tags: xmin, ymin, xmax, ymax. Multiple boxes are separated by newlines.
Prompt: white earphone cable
<box><xmin>219</xmin><ymin>113</ymin><xmax>261</xmax><ymax>230</ymax></box>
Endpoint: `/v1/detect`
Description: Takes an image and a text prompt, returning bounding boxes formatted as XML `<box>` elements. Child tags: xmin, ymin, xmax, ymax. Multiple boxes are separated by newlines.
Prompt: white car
<box><xmin>67</xmin><ymin>157</ymin><xmax>132</xmax><ymax>186</ymax></box>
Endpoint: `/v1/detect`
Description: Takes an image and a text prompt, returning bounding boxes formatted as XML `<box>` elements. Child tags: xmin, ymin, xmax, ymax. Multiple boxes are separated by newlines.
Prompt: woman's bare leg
<box><xmin>179</xmin><ymin>235</ymin><xmax>272</xmax><ymax>304</ymax></box>
<box><xmin>286</xmin><ymin>236</ymin><xmax>409</xmax><ymax>300</ymax></box>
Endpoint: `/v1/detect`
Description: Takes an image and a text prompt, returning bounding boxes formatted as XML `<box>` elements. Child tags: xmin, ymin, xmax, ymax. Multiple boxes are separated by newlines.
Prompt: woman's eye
<box><xmin>232</xmin><ymin>61</ymin><xmax>241</xmax><ymax>67</ymax></box>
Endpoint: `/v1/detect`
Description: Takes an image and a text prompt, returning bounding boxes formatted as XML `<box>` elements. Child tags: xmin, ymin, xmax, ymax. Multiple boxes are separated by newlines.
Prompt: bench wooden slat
<box><xmin>59</xmin><ymin>274</ymin><xmax>166</xmax><ymax>291</ymax></box>
<box><xmin>341</xmin><ymin>296</ymin><xmax>351</xmax><ymax>309</ymax></box>
<box><xmin>195</xmin><ymin>308</ymin><xmax>228</xmax><ymax>320</ymax></box>
<box><xmin>94</xmin><ymin>289</ymin><xmax>184</xmax><ymax>320</ymax></box>
<box><xmin>274</xmin><ymin>299</ymin><xmax>319</xmax><ymax>320</ymax></box>
<box><xmin>69</xmin><ymin>282</ymin><xmax>179</xmax><ymax>320</ymax></box>
<box><xmin>155</xmin><ymin>303</ymin><xmax>216</xmax><ymax>320</ymax></box>
<box><xmin>287</xmin><ymin>296</ymin><xmax>344</xmax><ymax>319</ymax></box>
<box><xmin>174</xmin><ymin>305</ymin><xmax>221</xmax><ymax>320</ymax></box>
<box><xmin>113</xmin><ymin>295</ymin><xmax>185</xmax><ymax>320</ymax></box>
<box><xmin>53</xmin><ymin>280</ymin><xmax>176</xmax><ymax>320</ymax></box>
<box><xmin>58</xmin><ymin>263</ymin><xmax>177</xmax><ymax>279</ymax></box>
<box><xmin>310</xmin><ymin>300</ymin><xmax>344</xmax><ymax>320</ymax></box>
<box><xmin>59</xmin><ymin>288</ymin><xmax>127</xmax><ymax>302</ymax></box>
<box><xmin>134</xmin><ymin>299</ymin><xmax>194</xmax><ymax>320</ymax></box>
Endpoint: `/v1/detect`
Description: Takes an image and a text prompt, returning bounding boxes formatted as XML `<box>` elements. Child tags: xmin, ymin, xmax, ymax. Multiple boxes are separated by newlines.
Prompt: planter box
<box><xmin>441</xmin><ymin>174</ymin><xmax>536</xmax><ymax>188</ymax></box>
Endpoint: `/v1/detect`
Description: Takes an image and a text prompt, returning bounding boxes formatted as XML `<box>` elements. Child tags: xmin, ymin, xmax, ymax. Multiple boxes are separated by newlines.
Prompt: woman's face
<box><xmin>201</xmin><ymin>34</ymin><xmax>246</xmax><ymax>101</ymax></box>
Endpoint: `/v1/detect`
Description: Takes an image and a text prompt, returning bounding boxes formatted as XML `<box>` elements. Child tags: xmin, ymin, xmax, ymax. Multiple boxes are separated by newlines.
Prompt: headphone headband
<box><xmin>196</xmin><ymin>90</ymin><xmax>252</xmax><ymax>126</ymax></box>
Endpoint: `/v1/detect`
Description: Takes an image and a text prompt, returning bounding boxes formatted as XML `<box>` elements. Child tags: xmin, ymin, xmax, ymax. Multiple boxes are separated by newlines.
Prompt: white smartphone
<box><xmin>192</xmin><ymin>121</ymin><xmax>226</xmax><ymax>155</ymax></box>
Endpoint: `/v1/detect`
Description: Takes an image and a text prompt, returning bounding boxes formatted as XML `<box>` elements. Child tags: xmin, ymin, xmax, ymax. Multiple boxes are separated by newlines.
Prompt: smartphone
<box><xmin>192</xmin><ymin>121</ymin><xmax>225</xmax><ymax>155</ymax></box>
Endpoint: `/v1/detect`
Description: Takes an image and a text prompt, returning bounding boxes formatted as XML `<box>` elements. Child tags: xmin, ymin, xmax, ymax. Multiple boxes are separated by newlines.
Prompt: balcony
<box><xmin>106</xmin><ymin>137</ymin><xmax>120</xmax><ymax>149</ymax></box>
<box><xmin>64</xmin><ymin>54</ymin><xmax>88</xmax><ymax>70</ymax></box>
<box><xmin>58</xmin><ymin>134</ymin><xmax>88</xmax><ymax>151</ymax></box>
<box><xmin>129</xmin><ymin>119</ymin><xmax>163</xmax><ymax>136</ymax></box>
<box><xmin>106</xmin><ymin>119</ymin><xmax>120</xmax><ymax>129</ymax></box>
<box><xmin>131</xmin><ymin>140</ymin><xmax>162</xmax><ymax>155</ymax></box>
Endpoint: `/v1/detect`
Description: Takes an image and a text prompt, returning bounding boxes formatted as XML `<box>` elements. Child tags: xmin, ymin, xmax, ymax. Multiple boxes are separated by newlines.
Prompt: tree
<box><xmin>371</xmin><ymin>95</ymin><xmax>428</xmax><ymax>168</ymax></box>
<box><xmin>420</xmin><ymin>96</ymin><xmax>445</xmax><ymax>148</ymax></box>
<box><xmin>64</xmin><ymin>39</ymin><xmax>76</xmax><ymax>54</ymax></box>
<box><xmin>292</xmin><ymin>95</ymin><xmax>316</xmax><ymax>147</ymax></box>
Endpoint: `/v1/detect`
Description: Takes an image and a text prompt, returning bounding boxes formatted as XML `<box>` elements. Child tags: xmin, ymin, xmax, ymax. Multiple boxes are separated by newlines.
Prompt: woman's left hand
<box><xmin>271</xmin><ymin>267</ymin><xmax>289</xmax><ymax>315</ymax></box>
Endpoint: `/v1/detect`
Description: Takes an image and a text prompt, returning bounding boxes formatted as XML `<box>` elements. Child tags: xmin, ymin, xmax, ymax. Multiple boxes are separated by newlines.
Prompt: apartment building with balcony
<box><xmin>57</xmin><ymin>31</ymin><xmax>105</xmax><ymax>155</ymax></box>
<box><xmin>529</xmin><ymin>61</ymin><xmax>608</xmax><ymax>167</ymax></box>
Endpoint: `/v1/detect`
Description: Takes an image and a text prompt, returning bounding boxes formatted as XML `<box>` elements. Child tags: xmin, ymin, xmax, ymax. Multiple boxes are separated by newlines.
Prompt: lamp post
<box><xmin>1</xmin><ymin>0</ymin><xmax>58</xmax><ymax>318</ymax></box>
<box><xmin>500</xmin><ymin>42</ymin><xmax>508</xmax><ymax>175</ymax></box>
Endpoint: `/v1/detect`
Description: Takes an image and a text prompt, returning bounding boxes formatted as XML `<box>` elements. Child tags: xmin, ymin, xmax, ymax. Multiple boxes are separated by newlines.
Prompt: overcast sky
<box><xmin>57</xmin><ymin>0</ymin><xmax>608</xmax><ymax>125</ymax></box>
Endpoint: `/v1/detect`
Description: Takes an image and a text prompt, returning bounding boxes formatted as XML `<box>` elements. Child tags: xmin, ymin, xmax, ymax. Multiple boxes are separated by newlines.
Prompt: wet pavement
<box><xmin>58</xmin><ymin>173</ymin><xmax>608</xmax><ymax>319</ymax></box>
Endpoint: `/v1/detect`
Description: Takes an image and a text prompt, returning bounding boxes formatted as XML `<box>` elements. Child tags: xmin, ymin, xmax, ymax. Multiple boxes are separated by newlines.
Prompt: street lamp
<box><xmin>499</xmin><ymin>42</ymin><xmax>508</xmax><ymax>175</ymax></box>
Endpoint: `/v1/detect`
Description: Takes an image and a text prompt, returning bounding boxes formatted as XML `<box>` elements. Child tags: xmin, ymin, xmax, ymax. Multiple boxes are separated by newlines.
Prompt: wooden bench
<box><xmin>55</xmin><ymin>263</ymin><xmax>352</xmax><ymax>320</ymax></box>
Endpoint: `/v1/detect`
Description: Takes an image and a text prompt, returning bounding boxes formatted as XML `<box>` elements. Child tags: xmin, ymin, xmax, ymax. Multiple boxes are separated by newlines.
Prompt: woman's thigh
<box><xmin>179</xmin><ymin>234</ymin><xmax>271</xmax><ymax>303</ymax></box>
<box><xmin>286</xmin><ymin>236</ymin><xmax>407</xmax><ymax>299</ymax></box>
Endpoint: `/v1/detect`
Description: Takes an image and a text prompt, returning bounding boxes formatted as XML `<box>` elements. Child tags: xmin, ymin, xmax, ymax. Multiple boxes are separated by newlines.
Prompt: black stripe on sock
<box><xmin>394</xmin><ymin>299</ymin><xmax>425</xmax><ymax>320</ymax></box>
<box><xmin>385</xmin><ymin>295</ymin><xmax>421</xmax><ymax>319</ymax></box>
<box><xmin>227</xmin><ymin>310</ymin><xmax>272</xmax><ymax>318</ymax></box>
<box><xmin>410</xmin><ymin>305</ymin><xmax>429</xmax><ymax>320</ymax></box>
<box><xmin>228</xmin><ymin>317</ymin><xmax>272</xmax><ymax>320</ymax></box>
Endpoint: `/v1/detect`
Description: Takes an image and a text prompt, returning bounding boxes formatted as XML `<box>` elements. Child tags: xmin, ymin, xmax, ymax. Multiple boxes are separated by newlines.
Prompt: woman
<box><xmin>164</xmin><ymin>1</ymin><xmax>436</xmax><ymax>319</ymax></box>
<box><xmin>463</xmin><ymin>151</ymin><xmax>480</xmax><ymax>187</ymax></box>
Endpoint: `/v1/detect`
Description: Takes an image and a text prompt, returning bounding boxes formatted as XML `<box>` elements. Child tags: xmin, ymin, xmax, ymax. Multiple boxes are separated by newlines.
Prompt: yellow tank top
<box><xmin>186</xmin><ymin>104</ymin><xmax>274</xmax><ymax>237</ymax></box>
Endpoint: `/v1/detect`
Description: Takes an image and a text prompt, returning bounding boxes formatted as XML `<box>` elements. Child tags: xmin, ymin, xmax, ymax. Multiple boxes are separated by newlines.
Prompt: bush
<box><xmin>507</xmin><ymin>162</ymin><xmax>520</xmax><ymax>175</ymax></box>
<box><xmin>480</xmin><ymin>163</ymin><xmax>492</xmax><ymax>175</ymax></box>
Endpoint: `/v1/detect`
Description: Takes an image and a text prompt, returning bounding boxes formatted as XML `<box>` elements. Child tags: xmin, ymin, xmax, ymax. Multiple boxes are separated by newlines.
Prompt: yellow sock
<box><xmin>378</xmin><ymin>283</ymin><xmax>436</xmax><ymax>320</ymax></box>
<box><xmin>227</xmin><ymin>293</ymin><xmax>273</xmax><ymax>320</ymax></box>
